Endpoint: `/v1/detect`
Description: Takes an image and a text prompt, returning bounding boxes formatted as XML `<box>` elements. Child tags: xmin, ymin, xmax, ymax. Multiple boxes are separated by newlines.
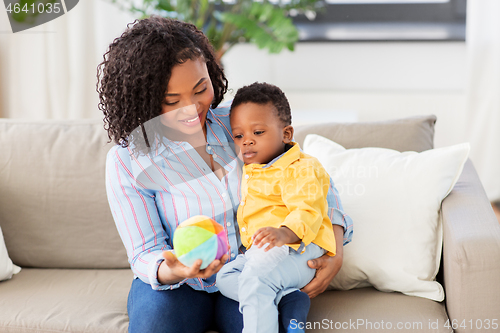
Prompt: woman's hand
<box><xmin>301</xmin><ymin>224</ymin><xmax>344</xmax><ymax>298</ymax></box>
<box><xmin>157</xmin><ymin>251</ymin><xmax>229</xmax><ymax>285</ymax></box>
<box><xmin>301</xmin><ymin>252</ymin><xmax>343</xmax><ymax>298</ymax></box>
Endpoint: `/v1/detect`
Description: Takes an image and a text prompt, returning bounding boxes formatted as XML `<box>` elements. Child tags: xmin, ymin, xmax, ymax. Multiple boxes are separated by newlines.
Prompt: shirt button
<box><xmin>207</xmin><ymin>146</ymin><xmax>212</xmax><ymax>151</ymax></box>
<box><xmin>226</xmin><ymin>222</ymin><xmax>231</xmax><ymax>227</ymax></box>
<box><xmin>240</xmin><ymin>201</ymin><xmax>245</xmax><ymax>206</ymax></box>
<box><xmin>231</xmin><ymin>253</ymin><xmax>236</xmax><ymax>258</ymax></box>
<box><xmin>213</xmin><ymin>153</ymin><xmax>218</xmax><ymax>159</ymax></box>
<box><xmin>245</xmin><ymin>175</ymin><xmax>249</xmax><ymax>179</ymax></box>
<box><xmin>222</xmin><ymin>192</ymin><xmax>226</xmax><ymax>198</ymax></box>
<box><xmin>241</xmin><ymin>227</ymin><xmax>246</xmax><ymax>232</ymax></box>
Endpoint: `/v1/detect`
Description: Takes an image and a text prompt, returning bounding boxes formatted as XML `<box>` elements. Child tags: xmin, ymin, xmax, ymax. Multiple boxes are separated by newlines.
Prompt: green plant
<box><xmin>111</xmin><ymin>0</ymin><xmax>324</xmax><ymax>62</ymax></box>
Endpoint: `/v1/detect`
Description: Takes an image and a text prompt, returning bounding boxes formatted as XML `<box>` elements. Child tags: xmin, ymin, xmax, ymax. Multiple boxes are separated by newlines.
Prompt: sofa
<box><xmin>0</xmin><ymin>115</ymin><xmax>499</xmax><ymax>333</ymax></box>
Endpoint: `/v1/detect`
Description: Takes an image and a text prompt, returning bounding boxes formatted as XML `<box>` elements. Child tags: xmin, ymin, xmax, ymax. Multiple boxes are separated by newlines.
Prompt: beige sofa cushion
<box><xmin>0</xmin><ymin>115</ymin><xmax>435</xmax><ymax>269</ymax></box>
<box><xmin>0</xmin><ymin>268</ymin><xmax>131</xmax><ymax>333</ymax></box>
<box><xmin>0</xmin><ymin>271</ymin><xmax>450</xmax><ymax>333</ymax></box>
<box><xmin>0</xmin><ymin>119</ymin><xmax>128</xmax><ymax>269</ymax></box>
<box><xmin>308</xmin><ymin>288</ymin><xmax>450</xmax><ymax>332</ymax></box>
<box><xmin>294</xmin><ymin>115</ymin><xmax>436</xmax><ymax>152</ymax></box>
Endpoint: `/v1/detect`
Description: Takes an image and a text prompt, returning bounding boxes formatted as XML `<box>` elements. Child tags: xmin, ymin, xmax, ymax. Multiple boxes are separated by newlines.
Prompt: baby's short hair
<box><xmin>231</xmin><ymin>82</ymin><xmax>292</xmax><ymax>126</ymax></box>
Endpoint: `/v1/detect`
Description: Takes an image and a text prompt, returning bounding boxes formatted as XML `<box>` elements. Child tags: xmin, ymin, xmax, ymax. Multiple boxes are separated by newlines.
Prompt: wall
<box><xmin>0</xmin><ymin>0</ymin><xmax>136</xmax><ymax>119</ymax></box>
<box><xmin>223</xmin><ymin>42</ymin><xmax>467</xmax><ymax>149</ymax></box>
<box><xmin>0</xmin><ymin>4</ymin><xmax>468</xmax><ymax>149</ymax></box>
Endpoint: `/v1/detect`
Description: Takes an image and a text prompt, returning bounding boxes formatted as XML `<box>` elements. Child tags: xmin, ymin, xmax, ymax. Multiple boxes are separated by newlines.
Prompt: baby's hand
<box><xmin>252</xmin><ymin>226</ymin><xmax>299</xmax><ymax>251</ymax></box>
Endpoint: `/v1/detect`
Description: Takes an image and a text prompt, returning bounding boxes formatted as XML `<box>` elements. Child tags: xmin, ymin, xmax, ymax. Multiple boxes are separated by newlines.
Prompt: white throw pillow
<box><xmin>0</xmin><ymin>226</ymin><xmax>21</xmax><ymax>281</ymax></box>
<box><xmin>303</xmin><ymin>134</ymin><xmax>470</xmax><ymax>302</ymax></box>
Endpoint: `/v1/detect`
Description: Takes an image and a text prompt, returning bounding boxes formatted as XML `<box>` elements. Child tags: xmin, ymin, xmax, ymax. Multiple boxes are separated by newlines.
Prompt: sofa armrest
<box><xmin>441</xmin><ymin>159</ymin><xmax>500</xmax><ymax>332</ymax></box>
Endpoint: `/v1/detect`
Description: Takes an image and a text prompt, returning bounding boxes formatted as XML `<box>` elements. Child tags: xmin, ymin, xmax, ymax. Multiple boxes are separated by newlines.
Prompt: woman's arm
<box><xmin>301</xmin><ymin>224</ymin><xmax>344</xmax><ymax>298</ymax></box>
<box><xmin>107</xmin><ymin>146</ymin><xmax>230</xmax><ymax>288</ymax></box>
<box><xmin>106</xmin><ymin>147</ymin><xmax>171</xmax><ymax>287</ymax></box>
<box><xmin>301</xmin><ymin>177</ymin><xmax>353</xmax><ymax>298</ymax></box>
<box><xmin>326</xmin><ymin>178</ymin><xmax>354</xmax><ymax>246</ymax></box>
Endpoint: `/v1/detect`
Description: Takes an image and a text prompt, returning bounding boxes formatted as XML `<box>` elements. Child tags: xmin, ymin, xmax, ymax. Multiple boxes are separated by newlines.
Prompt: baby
<box><xmin>216</xmin><ymin>82</ymin><xmax>336</xmax><ymax>333</ymax></box>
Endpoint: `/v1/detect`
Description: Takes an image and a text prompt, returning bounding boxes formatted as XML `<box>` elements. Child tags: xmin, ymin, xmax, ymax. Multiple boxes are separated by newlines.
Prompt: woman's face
<box><xmin>160</xmin><ymin>57</ymin><xmax>215</xmax><ymax>141</ymax></box>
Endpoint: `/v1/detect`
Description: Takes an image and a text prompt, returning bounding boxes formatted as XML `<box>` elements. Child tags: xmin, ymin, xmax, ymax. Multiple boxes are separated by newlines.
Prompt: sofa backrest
<box><xmin>0</xmin><ymin>115</ymin><xmax>436</xmax><ymax>269</ymax></box>
<box><xmin>294</xmin><ymin>115</ymin><xmax>436</xmax><ymax>152</ymax></box>
<box><xmin>0</xmin><ymin>119</ymin><xmax>129</xmax><ymax>269</ymax></box>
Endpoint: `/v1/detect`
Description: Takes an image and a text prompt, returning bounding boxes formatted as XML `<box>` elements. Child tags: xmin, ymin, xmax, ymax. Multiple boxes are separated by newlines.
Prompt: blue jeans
<box><xmin>127</xmin><ymin>278</ymin><xmax>309</xmax><ymax>333</ymax></box>
<box><xmin>216</xmin><ymin>243</ymin><xmax>324</xmax><ymax>333</ymax></box>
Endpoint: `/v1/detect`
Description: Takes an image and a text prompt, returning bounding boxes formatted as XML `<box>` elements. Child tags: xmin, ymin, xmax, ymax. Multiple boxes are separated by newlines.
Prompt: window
<box><xmin>293</xmin><ymin>0</ymin><xmax>466</xmax><ymax>41</ymax></box>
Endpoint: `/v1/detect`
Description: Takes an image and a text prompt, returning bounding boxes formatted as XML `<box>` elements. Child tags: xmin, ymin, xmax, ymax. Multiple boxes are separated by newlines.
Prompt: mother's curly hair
<box><xmin>97</xmin><ymin>16</ymin><xmax>228</xmax><ymax>149</ymax></box>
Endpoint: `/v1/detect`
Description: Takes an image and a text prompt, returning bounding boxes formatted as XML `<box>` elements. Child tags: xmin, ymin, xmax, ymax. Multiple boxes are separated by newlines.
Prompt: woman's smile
<box><xmin>179</xmin><ymin>112</ymin><xmax>202</xmax><ymax>127</ymax></box>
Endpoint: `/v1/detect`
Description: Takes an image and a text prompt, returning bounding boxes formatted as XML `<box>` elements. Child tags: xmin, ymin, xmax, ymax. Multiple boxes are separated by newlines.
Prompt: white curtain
<box><xmin>466</xmin><ymin>0</ymin><xmax>500</xmax><ymax>202</ymax></box>
<box><xmin>0</xmin><ymin>0</ymin><xmax>135</xmax><ymax>119</ymax></box>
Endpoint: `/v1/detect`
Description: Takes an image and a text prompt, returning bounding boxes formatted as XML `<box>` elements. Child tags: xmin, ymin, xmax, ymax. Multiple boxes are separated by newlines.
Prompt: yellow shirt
<box><xmin>237</xmin><ymin>142</ymin><xmax>336</xmax><ymax>256</ymax></box>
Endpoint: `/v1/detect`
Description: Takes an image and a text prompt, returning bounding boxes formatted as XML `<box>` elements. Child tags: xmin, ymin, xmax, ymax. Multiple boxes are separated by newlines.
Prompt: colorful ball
<box><xmin>173</xmin><ymin>215</ymin><xmax>228</xmax><ymax>269</ymax></box>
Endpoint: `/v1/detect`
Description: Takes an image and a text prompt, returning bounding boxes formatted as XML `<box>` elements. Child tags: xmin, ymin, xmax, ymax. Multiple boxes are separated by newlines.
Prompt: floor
<box><xmin>492</xmin><ymin>202</ymin><xmax>500</xmax><ymax>224</ymax></box>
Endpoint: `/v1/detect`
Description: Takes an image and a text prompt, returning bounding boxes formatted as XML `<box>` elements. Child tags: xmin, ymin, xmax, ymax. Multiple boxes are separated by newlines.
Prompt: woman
<box><xmin>97</xmin><ymin>16</ymin><xmax>352</xmax><ymax>333</ymax></box>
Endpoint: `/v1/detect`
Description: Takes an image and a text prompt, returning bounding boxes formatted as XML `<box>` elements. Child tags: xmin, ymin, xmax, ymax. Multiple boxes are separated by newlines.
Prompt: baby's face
<box><xmin>230</xmin><ymin>102</ymin><xmax>292</xmax><ymax>165</ymax></box>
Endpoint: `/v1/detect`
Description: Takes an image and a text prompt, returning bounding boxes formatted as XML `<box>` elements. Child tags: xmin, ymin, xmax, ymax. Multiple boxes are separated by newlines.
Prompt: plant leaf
<box><xmin>220</xmin><ymin>2</ymin><xmax>298</xmax><ymax>54</ymax></box>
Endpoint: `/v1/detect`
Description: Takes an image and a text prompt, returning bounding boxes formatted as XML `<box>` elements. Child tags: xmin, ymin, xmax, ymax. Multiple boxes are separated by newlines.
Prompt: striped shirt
<box><xmin>105</xmin><ymin>103</ymin><xmax>353</xmax><ymax>291</ymax></box>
